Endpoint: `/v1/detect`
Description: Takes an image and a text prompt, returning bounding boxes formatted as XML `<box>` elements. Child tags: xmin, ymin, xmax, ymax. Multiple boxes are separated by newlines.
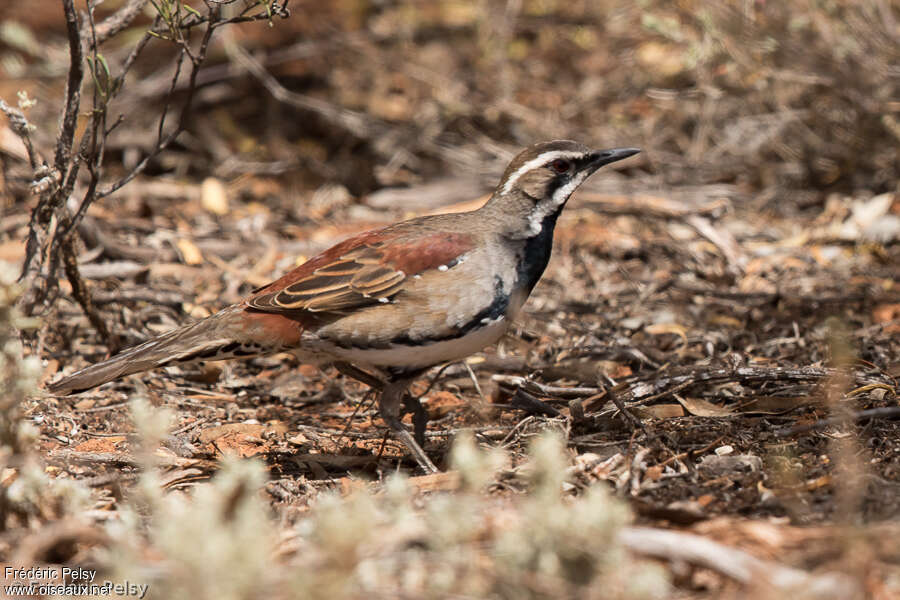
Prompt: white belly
<box><xmin>328</xmin><ymin>317</ymin><xmax>508</xmax><ymax>369</ymax></box>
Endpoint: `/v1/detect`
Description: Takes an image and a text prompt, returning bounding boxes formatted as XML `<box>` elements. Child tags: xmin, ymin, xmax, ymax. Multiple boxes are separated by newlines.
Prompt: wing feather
<box><xmin>247</xmin><ymin>230</ymin><xmax>474</xmax><ymax>316</ymax></box>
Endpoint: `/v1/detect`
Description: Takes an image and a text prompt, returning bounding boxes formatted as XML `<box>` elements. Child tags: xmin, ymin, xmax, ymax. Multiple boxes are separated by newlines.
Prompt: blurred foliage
<box><xmin>0</xmin><ymin>263</ymin><xmax>89</xmax><ymax>532</ymax></box>
<box><xmin>102</xmin><ymin>432</ymin><xmax>668</xmax><ymax>600</ymax></box>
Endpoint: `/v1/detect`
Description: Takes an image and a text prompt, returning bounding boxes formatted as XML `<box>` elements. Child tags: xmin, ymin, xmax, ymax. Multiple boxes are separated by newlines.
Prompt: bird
<box><xmin>47</xmin><ymin>140</ymin><xmax>640</xmax><ymax>472</ymax></box>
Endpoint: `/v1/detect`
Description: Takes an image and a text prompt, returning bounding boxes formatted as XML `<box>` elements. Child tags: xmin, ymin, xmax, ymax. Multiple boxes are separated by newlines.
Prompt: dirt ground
<box><xmin>1</xmin><ymin>1</ymin><xmax>899</xmax><ymax>598</ymax></box>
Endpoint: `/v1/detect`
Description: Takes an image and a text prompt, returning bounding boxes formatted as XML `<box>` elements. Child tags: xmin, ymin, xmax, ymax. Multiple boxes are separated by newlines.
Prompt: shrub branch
<box><xmin>7</xmin><ymin>0</ymin><xmax>290</xmax><ymax>350</ymax></box>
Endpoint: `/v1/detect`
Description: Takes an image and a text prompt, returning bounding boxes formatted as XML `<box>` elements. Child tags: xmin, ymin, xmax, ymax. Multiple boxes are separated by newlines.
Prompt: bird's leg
<box><xmin>335</xmin><ymin>361</ymin><xmax>430</xmax><ymax>448</ymax></box>
<box><xmin>334</xmin><ymin>361</ymin><xmax>384</xmax><ymax>390</ymax></box>
<box><xmin>402</xmin><ymin>394</ymin><xmax>429</xmax><ymax>448</ymax></box>
<box><xmin>333</xmin><ymin>362</ymin><xmax>436</xmax><ymax>472</ymax></box>
<box><xmin>380</xmin><ymin>379</ymin><xmax>438</xmax><ymax>473</ymax></box>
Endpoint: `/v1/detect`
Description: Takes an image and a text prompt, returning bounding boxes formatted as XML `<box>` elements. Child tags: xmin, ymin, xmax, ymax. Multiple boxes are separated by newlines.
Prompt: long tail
<box><xmin>47</xmin><ymin>306</ymin><xmax>269</xmax><ymax>395</ymax></box>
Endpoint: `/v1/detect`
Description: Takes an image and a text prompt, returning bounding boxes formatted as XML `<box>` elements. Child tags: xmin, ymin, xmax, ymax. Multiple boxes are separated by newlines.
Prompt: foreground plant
<box><xmin>101</xmin><ymin>430</ymin><xmax>668</xmax><ymax>600</ymax></box>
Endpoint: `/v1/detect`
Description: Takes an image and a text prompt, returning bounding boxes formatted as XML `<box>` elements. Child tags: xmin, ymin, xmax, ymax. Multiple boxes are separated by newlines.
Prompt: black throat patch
<box><xmin>516</xmin><ymin>208</ymin><xmax>564</xmax><ymax>295</ymax></box>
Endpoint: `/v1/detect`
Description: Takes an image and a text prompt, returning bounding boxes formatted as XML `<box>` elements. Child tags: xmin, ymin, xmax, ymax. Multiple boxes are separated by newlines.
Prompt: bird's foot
<box><xmin>383</xmin><ymin>413</ymin><xmax>438</xmax><ymax>474</ymax></box>
<box><xmin>380</xmin><ymin>380</ymin><xmax>438</xmax><ymax>473</ymax></box>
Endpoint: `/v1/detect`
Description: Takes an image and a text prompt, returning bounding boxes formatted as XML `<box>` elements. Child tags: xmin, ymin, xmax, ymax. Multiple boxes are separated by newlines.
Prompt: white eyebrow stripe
<box><xmin>500</xmin><ymin>150</ymin><xmax>583</xmax><ymax>195</ymax></box>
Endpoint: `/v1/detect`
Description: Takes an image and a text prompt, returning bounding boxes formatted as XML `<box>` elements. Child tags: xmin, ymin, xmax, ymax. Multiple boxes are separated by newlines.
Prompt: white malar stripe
<box><xmin>500</xmin><ymin>150</ymin><xmax>584</xmax><ymax>195</ymax></box>
<box><xmin>524</xmin><ymin>170</ymin><xmax>590</xmax><ymax>236</ymax></box>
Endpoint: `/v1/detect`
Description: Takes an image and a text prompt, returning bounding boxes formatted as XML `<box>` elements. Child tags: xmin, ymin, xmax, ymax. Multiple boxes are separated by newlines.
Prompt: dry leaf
<box><xmin>676</xmin><ymin>396</ymin><xmax>734</xmax><ymax>417</ymax></box>
<box><xmin>636</xmin><ymin>41</ymin><xmax>684</xmax><ymax>77</ymax></box>
<box><xmin>873</xmin><ymin>303</ymin><xmax>900</xmax><ymax>333</ymax></box>
<box><xmin>645</xmin><ymin>322</ymin><xmax>688</xmax><ymax>346</ymax></box>
<box><xmin>698</xmin><ymin>454</ymin><xmax>762</xmax><ymax>474</ymax></box>
<box><xmin>72</xmin><ymin>437</ymin><xmax>126</xmax><ymax>453</ymax></box>
<box><xmin>176</xmin><ymin>238</ymin><xmax>204</xmax><ymax>265</ymax></box>
<box><xmin>804</xmin><ymin>475</ymin><xmax>832</xmax><ymax>491</ymax></box>
<box><xmin>708</xmin><ymin>315</ymin><xmax>744</xmax><ymax>329</ymax></box>
<box><xmin>408</xmin><ymin>471</ymin><xmax>461</xmax><ymax>492</ymax></box>
<box><xmin>427</xmin><ymin>390</ymin><xmax>464</xmax><ymax>419</ymax></box>
<box><xmin>288</xmin><ymin>433</ymin><xmax>309</xmax><ymax>446</ymax></box>
<box><xmin>74</xmin><ymin>398</ymin><xmax>95</xmax><ymax>411</ymax></box>
<box><xmin>199</xmin><ymin>422</ymin><xmax>286</xmax><ymax>444</ymax></box>
<box><xmin>633</xmin><ymin>404</ymin><xmax>685</xmax><ymax>419</ymax></box>
<box><xmin>200</xmin><ymin>177</ymin><xmax>229</xmax><ymax>215</ymax></box>
<box><xmin>645</xmin><ymin>464</ymin><xmax>664</xmax><ymax>481</ymax></box>
<box><xmin>696</xmin><ymin>494</ymin><xmax>715</xmax><ymax>507</ymax></box>
<box><xmin>1</xmin><ymin>467</ymin><xmax>17</xmax><ymax>486</ymax></box>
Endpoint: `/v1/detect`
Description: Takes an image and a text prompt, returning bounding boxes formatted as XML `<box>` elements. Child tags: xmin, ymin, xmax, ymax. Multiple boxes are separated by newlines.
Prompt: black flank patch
<box><xmin>356</xmin><ymin>276</ymin><xmax>510</xmax><ymax>349</ymax></box>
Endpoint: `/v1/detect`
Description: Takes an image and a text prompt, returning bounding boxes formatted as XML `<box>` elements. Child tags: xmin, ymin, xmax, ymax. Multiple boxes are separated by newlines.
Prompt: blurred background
<box><xmin>2</xmin><ymin>0</ymin><xmax>897</xmax><ymax>212</ymax></box>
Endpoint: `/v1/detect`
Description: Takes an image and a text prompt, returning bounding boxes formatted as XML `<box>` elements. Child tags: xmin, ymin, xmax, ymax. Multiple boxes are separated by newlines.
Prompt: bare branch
<box><xmin>62</xmin><ymin>237</ymin><xmax>118</xmax><ymax>352</ymax></box>
<box><xmin>226</xmin><ymin>39</ymin><xmax>380</xmax><ymax>140</ymax></box>
<box><xmin>15</xmin><ymin>0</ymin><xmax>289</xmax><ymax>345</ymax></box>
<box><xmin>98</xmin><ymin>3</ymin><xmax>227</xmax><ymax>198</ymax></box>
<box><xmin>54</xmin><ymin>0</ymin><xmax>85</xmax><ymax>173</ymax></box>
<box><xmin>19</xmin><ymin>0</ymin><xmax>86</xmax><ymax>291</ymax></box>
<box><xmin>87</xmin><ymin>0</ymin><xmax>150</xmax><ymax>45</ymax></box>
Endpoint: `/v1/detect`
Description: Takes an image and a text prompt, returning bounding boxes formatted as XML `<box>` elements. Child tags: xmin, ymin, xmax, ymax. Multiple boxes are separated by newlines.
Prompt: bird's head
<box><xmin>486</xmin><ymin>140</ymin><xmax>640</xmax><ymax>238</ymax></box>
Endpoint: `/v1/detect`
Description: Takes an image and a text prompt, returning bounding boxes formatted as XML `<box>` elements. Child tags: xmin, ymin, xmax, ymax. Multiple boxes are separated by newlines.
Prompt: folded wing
<box><xmin>247</xmin><ymin>229</ymin><xmax>474</xmax><ymax>316</ymax></box>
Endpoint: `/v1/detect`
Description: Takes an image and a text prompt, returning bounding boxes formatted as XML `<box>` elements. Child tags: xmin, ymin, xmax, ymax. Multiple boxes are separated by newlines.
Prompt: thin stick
<box><xmin>618</xmin><ymin>526</ymin><xmax>859</xmax><ymax>596</ymax></box>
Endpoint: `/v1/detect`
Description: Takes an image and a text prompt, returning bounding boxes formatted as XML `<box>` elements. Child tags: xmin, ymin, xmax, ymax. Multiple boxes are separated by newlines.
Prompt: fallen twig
<box><xmin>492</xmin><ymin>374</ymin><xmax>602</xmax><ymax>398</ymax></box>
<box><xmin>580</xmin><ymin>194</ymin><xmax>729</xmax><ymax>220</ymax></box>
<box><xmin>586</xmin><ymin>365</ymin><xmax>853</xmax><ymax>412</ymax></box>
<box><xmin>619</xmin><ymin>526</ymin><xmax>861</xmax><ymax>598</ymax></box>
<box><xmin>775</xmin><ymin>405</ymin><xmax>900</xmax><ymax>437</ymax></box>
<box><xmin>49</xmin><ymin>449</ymin><xmax>211</xmax><ymax>469</ymax></box>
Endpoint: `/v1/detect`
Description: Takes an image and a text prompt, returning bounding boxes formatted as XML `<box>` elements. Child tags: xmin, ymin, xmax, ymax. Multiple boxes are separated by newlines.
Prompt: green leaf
<box><xmin>96</xmin><ymin>53</ymin><xmax>111</xmax><ymax>82</ymax></box>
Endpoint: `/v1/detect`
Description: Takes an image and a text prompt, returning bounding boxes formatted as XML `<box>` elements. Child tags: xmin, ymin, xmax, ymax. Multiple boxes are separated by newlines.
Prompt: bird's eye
<box><xmin>549</xmin><ymin>159</ymin><xmax>571</xmax><ymax>174</ymax></box>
